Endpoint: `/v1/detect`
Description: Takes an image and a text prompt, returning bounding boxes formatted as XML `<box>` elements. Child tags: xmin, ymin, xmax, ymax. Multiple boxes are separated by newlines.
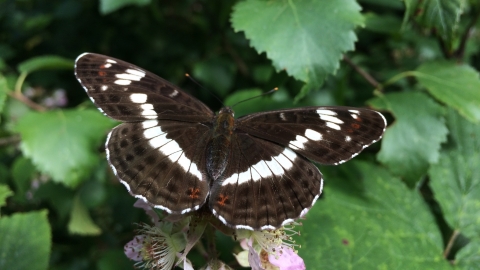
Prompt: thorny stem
<box><xmin>443</xmin><ymin>230</ymin><xmax>459</xmax><ymax>259</ymax></box>
<box><xmin>343</xmin><ymin>56</ymin><xmax>381</xmax><ymax>90</ymax></box>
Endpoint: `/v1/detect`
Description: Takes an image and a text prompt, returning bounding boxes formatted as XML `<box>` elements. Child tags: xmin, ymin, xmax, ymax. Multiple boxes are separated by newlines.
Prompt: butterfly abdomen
<box><xmin>206</xmin><ymin>107</ymin><xmax>235</xmax><ymax>181</ymax></box>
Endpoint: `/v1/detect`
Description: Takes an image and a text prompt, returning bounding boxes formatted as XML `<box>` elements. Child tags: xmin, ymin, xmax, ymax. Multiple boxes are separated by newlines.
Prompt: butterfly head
<box><xmin>218</xmin><ymin>106</ymin><xmax>234</xmax><ymax>117</ymax></box>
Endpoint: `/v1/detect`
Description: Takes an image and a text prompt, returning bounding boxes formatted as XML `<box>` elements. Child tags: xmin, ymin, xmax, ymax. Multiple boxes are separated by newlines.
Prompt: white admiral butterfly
<box><xmin>75</xmin><ymin>53</ymin><xmax>386</xmax><ymax>230</ymax></box>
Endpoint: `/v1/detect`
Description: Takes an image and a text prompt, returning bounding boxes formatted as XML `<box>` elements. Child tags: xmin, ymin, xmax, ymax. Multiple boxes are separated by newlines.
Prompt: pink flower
<box><xmin>124</xmin><ymin>235</ymin><xmax>145</xmax><ymax>261</ymax></box>
<box><xmin>234</xmin><ymin>223</ymin><xmax>306</xmax><ymax>270</ymax></box>
<box><xmin>268</xmin><ymin>247</ymin><xmax>305</xmax><ymax>270</ymax></box>
<box><xmin>124</xmin><ymin>223</ymin><xmax>186</xmax><ymax>269</ymax></box>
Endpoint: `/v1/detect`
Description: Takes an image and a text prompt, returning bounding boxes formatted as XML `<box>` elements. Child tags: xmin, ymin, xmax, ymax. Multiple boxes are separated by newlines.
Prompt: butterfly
<box><xmin>75</xmin><ymin>53</ymin><xmax>386</xmax><ymax>230</ymax></box>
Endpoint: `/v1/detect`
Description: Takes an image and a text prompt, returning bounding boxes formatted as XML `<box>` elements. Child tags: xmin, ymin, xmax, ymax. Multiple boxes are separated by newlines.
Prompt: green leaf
<box><xmin>68</xmin><ymin>195</ymin><xmax>101</xmax><ymax>235</ymax></box>
<box><xmin>0</xmin><ymin>74</ymin><xmax>8</xmax><ymax>115</ymax></box>
<box><xmin>364</xmin><ymin>13</ymin><xmax>402</xmax><ymax>34</ymax></box>
<box><xmin>192</xmin><ymin>58</ymin><xmax>236</xmax><ymax>97</ymax></box>
<box><xmin>428</xmin><ymin>109</ymin><xmax>480</xmax><ymax>239</ymax></box>
<box><xmin>13</xmin><ymin>109</ymin><xmax>115</xmax><ymax>187</ymax></box>
<box><xmin>404</xmin><ymin>0</ymin><xmax>463</xmax><ymax>42</ymax></box>
<box><xmin>231</xmin><ymin>0</ymin><xmax>363</xmax><ymax>94</ymax></box>
<box><xmin>11</xmin><ymin>157</ymin><xmax>36</xmax><ymax>203</ymax></box>
<box><xmin>224</xmin><ymin>88</ymin><xmax>263</xmax><ymax>117</ymax></box>
<box><xmin>416</xmin><ymin>60</ymin><xmax>480</xmax><ymax>123</ymax></box>
<box><xmin>17</xmin><ymin>55</ymin><xmax>74</xmax><ymax>74</ymax></box>
<box><xmin>34</xmin><ymin>182</ymin><xmax>74</xmax><ymax>223</ymax></box>
<box><xmin>100</xmin><ymin>0</ymin><xmax>151</xmax><ymax>14</ymax></box>
<box><xmin>0</xmin><ymin>211</ymin><xmax>51</xmax><ymax>270</ymax></box>
<box><xmin>369</xmin><ymin>91</ymin><xmax>448</xmax><ymax>185</ymax></box>
<box><xmin>96</xmin><ymin>249</ymin><xmax>132</xmax><ymax>270</ymax></box>
<box><xmin>0</xmin><ymin>185</ymin><xmax>12</xmax><ymax>210</ymax></box>
<box><xmin>298</xmin><ymin>161</ymin><xmax>450</xmax><ymax>269</ymax></box>
<box><xmin>456</xmin><ymin>239</ymin><xmax>480</xmax><ymax>269</ymax></box>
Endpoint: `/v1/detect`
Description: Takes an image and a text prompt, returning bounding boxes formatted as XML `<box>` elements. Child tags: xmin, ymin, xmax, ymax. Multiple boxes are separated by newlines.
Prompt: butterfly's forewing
<box><xmin>236</xmin><ymin>107</ymin><xmax>386</xmax><ymax>165</ymax></box>
<box><xmin>75</xmin><ymin>53</ymin><xmax>214</xmax><ymax>214</ymax></box>
<box><xmin>209</xmin><ymin>133</ymin><xmax>322</xmax><ymax>230</ymax></box>
<box><xmin>75</xmin><ymin>53</ymin><xmax>214</xmax><ymax>122</ymax></box>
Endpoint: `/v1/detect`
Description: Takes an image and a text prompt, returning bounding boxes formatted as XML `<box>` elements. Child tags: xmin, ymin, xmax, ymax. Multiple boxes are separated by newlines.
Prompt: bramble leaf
<box><xmin>369</xmin><ymin>91</ymin><xmax>448</xmax><ymax>185</ymax></box>
<box><xmin>0</xmin><ymin>211</ymin><xmax>51</xmax><ymax>270</ymax></box>
<box><xmin>231</xmin><ymin>0</ymin><xmax>363</xmax><ymax>97</ymax></box>
<box><xmin>428</xmin><ymin>109</ymin><xmax>480</xmax><ymax>239</ymax></box>
<box><xmin>13</xmin><ymin>109</ymin><xmax>115</xmax><ymax>187</ymax></box>
<box><xmin>298</xmin><ymin>161</ymin><xmax>450</xmax><ymax>269</ymax></box>
<box><xmin>404</xmin><ymin>0</ymin><xmax>463</xmax><ymax>42</ymax></box>
<box><xmin>416</xmin><ymin>61</ymin><xmax>480</xmax><ymax>123</ymax></box>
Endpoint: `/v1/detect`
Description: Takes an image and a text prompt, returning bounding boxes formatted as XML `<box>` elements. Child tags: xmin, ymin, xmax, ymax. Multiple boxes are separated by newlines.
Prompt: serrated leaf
<box><xmin>17</xmin><ymin>55</ymin><xmax>74</xmax><ymax>74</ymax></box>
<box><xmin>369</xmin><ymin>91</ymin><xmax>448</xmax><ymax>185</ymax></box>
<box><xmin>298</xmin><ymin>161</ymin><xmax>450</xmax><ymax>269</ymax></box>
<box><xmin>68</xmin><ymin>195</ymin><xmax>101</xmax><ymax>235</ymax></box>
<box><xmin>231</xmin><ymin>0</ymin><xmax>363</xmax><ymax>95</ymax></box>
<box><xmin>100</xmin><ymin>0</ymin><xmax>151</xmax><ymax>14</ymax></box>
<box><xmin>404</xmin><ymin>0</ymin><xmax>463</xmax><ymax>42</ymax></box>
<box><xmin>0</xmin><ymin>211</ymin><xmax>51</xmax><ymax>270</ymax></box>
<box><xmin>416</xmin><ymin>60</ymin><xmax>480</xmax><ymax>123</ymax></box>
<box><xmin>13</xmin><ymin>109</ymin><xmax>115</xmax><ymax>187</ymax></box>
<box><xmin>0</xmin><ymin>185</ymin><xmax>12</xmax><ymax>210</ymax></box>
<box><xmin>428</xmin><ymin>109</ymin><xmax>480</xmax><ymax>239</ymax></box>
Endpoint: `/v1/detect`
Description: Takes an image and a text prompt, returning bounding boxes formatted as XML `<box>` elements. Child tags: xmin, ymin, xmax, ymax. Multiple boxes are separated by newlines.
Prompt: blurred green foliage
<box><xmin>0</xmin><ymin>0</ymin><xmax>479</xmax><ymax>269</ymax></box>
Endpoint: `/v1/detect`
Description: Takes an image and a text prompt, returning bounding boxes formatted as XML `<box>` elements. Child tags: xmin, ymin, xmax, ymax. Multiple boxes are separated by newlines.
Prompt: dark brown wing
<box><xmin>107</xmin><ymin>120</ymin><xmax>211</xmax><ymax>214</ymax></box>
<box><xmin>236</xmin><ymin>107</ymin><xmax>386</xmax><ymax>165</ymax></box>
<box><xmin>75</xmin><ymin>53</ymin><xmax>214</xmax><ymax>123</ymax></box>
<box><xmin>209</xmin><ymin>132</ymin><xmax>322</xmax><ymax>230</ymax></box>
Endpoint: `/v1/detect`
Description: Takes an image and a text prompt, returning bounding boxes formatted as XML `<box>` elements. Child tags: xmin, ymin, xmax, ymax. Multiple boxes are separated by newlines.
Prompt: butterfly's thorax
<box><xmin>206</xmin><ymin>107</ymin><xmax>235</xmax><ymax>181</ymax></box>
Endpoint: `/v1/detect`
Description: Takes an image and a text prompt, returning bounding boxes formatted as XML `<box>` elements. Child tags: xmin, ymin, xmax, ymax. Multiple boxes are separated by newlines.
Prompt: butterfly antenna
<box><xmin>231</xmin><ymin>87</ymin><xmax>278</xmax><ymax>108</ymax></box>
<box><xmin>185</xmin><ymin>73</ymin><xmax>225</xmax><ymax>107</ymax></box>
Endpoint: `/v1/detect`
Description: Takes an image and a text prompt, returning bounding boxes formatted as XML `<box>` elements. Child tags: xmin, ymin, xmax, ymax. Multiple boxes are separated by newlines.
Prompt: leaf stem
<box><xmin>443</xmin><ymin>230</ymin><xmax>459</xmax><ymax>259</ymax></box>
<box><xmin>10</xmin><ymin>71</ymin><xmax>47</xmax><ymax>112</ymax></box>
<box><xmin>7</xmin><ymin>92</ymin><xmax>47</xmax><ymax>112</ymax></box>
<box><xmin>343</xmin><ymin>56</ymin><xmax>381</xmax><ymax>90</ymax></box>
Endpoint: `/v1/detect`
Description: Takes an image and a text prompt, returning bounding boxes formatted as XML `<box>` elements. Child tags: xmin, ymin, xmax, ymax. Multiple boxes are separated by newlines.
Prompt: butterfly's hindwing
<box><xmin>106</xmin><ymin>120</ymin><xmax>211</xmax><ymax>214</ymax></box>
<box><xmin>209</xmin><ymin>133</ymin><xmax>323</xmax><ymax>230</ymax></box>
<box><xmin>75</xmin><ymin>53</ymin><xmax>214</xmax><ymax>122</ymax></box>
<box><xmin>237</xmin><ymin>107</ymin><xmax>386</xmax><ymax>165</ymax></box>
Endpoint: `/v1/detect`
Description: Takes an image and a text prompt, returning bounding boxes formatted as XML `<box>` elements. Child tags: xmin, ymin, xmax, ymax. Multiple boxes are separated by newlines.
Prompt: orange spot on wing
<box><xmin>188</xmin><ymin>188</ymin><xmax>200</xmax><ymax>199</ymax></box>
<box><xmin>218</xmin><ymin>194</ymin><xmax>229</xmax><ymax>206</ymax></box>
<box><xmin>356</xmin><ymin>117</ymin><xmax>363</xmax><ymax>122</ymax></box>
<box><xmin>98</xmin><ymin>71</ymin><xmax>107</xmax><ymax>76</ymax></box>
<box><xmin>351</xmin><ymin>123</ymin><xmax>360</xmax><ymax>129</ymax></box>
